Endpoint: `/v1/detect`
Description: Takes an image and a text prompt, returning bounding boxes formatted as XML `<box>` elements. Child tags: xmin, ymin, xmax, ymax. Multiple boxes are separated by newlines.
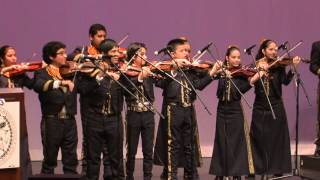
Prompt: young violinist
<box><xmin>75</xmin><ymin>23</ymin><xmax>113</xmax><ymax>177</ymax></box>
<box><xmin>208</xmin><ymin>46</ymin><xmax>253</xmax><ymax>180</ymax></box>
<box><xmin>153</xmin><ymin>38</ymin><xmax>215</xmax><ymax>180</ymax></box>
<box><xmin>33</xmin><ymin>41</ymin><xmax>78</xmax><ymax>174</ymax></box>
<box><xmin>0</xmin><ymin>45</ymin><xmax>34</xmax><ymax>88</ymax></box>
<box><xmin>120</xmin><ymin>42</ymin><xmax>155</xmax><ymax>180</ymax></box>
<box><xmin>0</xmin><ymin>45</ymin><xmax>34</xmax><ymax>180</ymax></box>
<box><xmin>249</xmin><ymin>39</ymin><xmax>300</xmax><ymax>178</ymax></box>
<box><xmin>309</xmin><ymin>40</ymin><xmax>320</xmax><ymax>157</ymax></box>
<box><xmin>77</xmin><ymin>39</ymin><xmax>125</xmax><ymax>180</ymax></box>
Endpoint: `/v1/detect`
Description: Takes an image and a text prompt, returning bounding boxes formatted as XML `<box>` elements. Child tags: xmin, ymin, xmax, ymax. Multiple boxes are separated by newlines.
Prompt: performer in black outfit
<box><xmin>33</xmin><ymin>41</ymin><xmax>78</xmax><ymax>174</ymax></box>
<box><xmin>78</xmin><ymin>39</ymin><xmax>124</xmax><ymax>180</ymax></box>
<box><xmin>309</xmin><ymin>40</ymin><xmax>320</xmax><ymax>157</ymax></box>
<box><xmin>208</xmin><ymin>46</ymin><xmax>254</xmax><ymax>180</ymax></box>
<box><xmin>121</xmin><ymin>42</ymin><xmax>155</xmax><ymax>180</ymax></box>
<box><xmin>153</xmin><ymin>38</ymin><xmax>214</xmax><ymax>180</ymax></box>
<box><xmin>0</xmin><ymin>45</ymin><xmax>34</xmax><ymax>180</ymax></box>
<box><xmin>249</xmin><ymin>39</ymin><xmax>300</xmax><ymax>178</ymax></box>
<box><xmin>74</xmin><ymin>23</ymin><xmax>113</xmax><ymax>176</ymax></box>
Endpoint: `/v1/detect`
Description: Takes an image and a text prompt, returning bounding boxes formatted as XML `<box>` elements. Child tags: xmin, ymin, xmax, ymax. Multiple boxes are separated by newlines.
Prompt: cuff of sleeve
<box><xmin>53</xmin><ymin>80</ymin><xmax>61</xmax><ymax>89</ymax></box>
<box><xmin>96</xmin><ymin>74</ymin><xmax>104</xmax><ymax>85</ymax></box>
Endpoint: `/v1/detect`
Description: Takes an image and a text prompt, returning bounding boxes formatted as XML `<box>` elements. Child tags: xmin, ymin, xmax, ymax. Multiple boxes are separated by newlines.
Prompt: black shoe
<box><xmin>246</xmin><ymin>174</ymin><xmax>255</xmax><ymax>179</ymax></box>
<box><xmin>184</xmin><ymin>173</ymin><xmax>200</xmax><ymax>180</ymax></box>
<box><xmin>233</xmin><ymin>176</ymin><xmax>241</xmax><ymax>180</ymax></box>
<box><xmin>273</xmin><ymin>174</ymin><xmax>283</xmax><ymax>177</ymax></box>
<box><xmin>261</xmin><ymin>175</ymin><xmax>268</xmax><ymax>180</ymax></box>
<box><xmin>126</xmin><ymin>176</ymin><xmax>134</xmax><ymax>180</ymax></box>
<box><xmin>215</xmin><ymin>176</ymin><xmax>223</xmax><ymax>180</ymax></box>
<box><xmin>160</xmin><ymin>170</ymin><xmax>167</xmax><ymax>179</ymax></box>
<box><xmin>314</xmin><ymin>146</ymin><xmax>320</xmax><ymax>157</ymax></box>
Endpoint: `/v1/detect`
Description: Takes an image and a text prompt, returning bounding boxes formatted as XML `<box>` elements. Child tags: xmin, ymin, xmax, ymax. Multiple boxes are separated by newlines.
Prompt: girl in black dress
<box><xmin>209</xmin><ymin>46</ymin><xmax>254</xmax><ymax>180</ymax></box>
<box><xmin>249</xmin><ymin>39</ymin><xmax>300</xmax><ymax>179</ymax></box>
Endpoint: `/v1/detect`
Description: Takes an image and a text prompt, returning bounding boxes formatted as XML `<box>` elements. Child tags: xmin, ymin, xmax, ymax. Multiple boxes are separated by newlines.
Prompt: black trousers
<box><xmin>315</xmin><ymin>81</ymin><xmax>320</xmax><ymax>146</ymax></box>
<box><xmin>86</xmin><ymin>114</ymin><xmax>124</xmax><ymax>180</ymax></box>
<box><xmin>126</xmin><ymin>111</ymin><xmax>154</xmax><ymax>179</ymax></box>
<box><xmin>80</xmin><ymin>109</ymin><xmax>112</xmax><ymax>177</ymax></box>
<box><xmin>166</xmin><ymin>105</ymin><xmax>195</xmax><ymax>179</ymax></box>
<box><xmin>40</xmin><ymin>115</ymin><xmax>78</xmax><ymax>174</ymax></box>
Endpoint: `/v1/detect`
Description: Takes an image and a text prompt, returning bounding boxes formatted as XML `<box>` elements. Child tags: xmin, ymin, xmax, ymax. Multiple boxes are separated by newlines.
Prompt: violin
<box><xmin>257</xmin><ymin>56</ymin><xmax>309</xmax><ymax>69</ymax></box>
<box><xmin>60</xmin><ymin>61</ymin><xmax>97</xmax><ymax>77</ymax></box>
<box><xmin>191</xmin><ymin>60</ymin><xmax>214</xmax><ymax>71</ymax></box>
<box><xmin>124</xmin><ymin>66</ymin><xmax>162</xmax><ymax>79</ymax></box>
<box><xmin>229</xmin><ymin>65</ymin><xmax>257</xmax><ymax>78</ymax></box>
<box><xmin>1</xmin><ymin>61</ymin><xmax>43</xmax><ymax>78</ymax></box>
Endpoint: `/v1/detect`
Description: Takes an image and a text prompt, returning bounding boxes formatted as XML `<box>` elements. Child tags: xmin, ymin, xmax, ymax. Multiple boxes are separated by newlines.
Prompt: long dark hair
<box><xmin>255</xmin><ymin>39</ymin><xmax>275</xmax><ymax>60</ymax></box>
<box><xmin>0</xmin><ymin>45</ymin><xmax>14</xmax><ymax>66</ymax></box>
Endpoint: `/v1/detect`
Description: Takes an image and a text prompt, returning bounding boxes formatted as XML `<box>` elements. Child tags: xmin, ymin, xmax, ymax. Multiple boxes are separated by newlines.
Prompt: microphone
<box><xmin>197</xmin><ymin>42</ymin><xmax>213</xmax><ymax>54</ymax></box>
<box><xmin>154</xmin><ymin>47</ymin><xmax>168</xmax><ymax>56</ymax></box>
<box><xmin>278</xmin><ymin>41</ymin><xmax>288</xmax><ymax>50</ymax></box>
<box><xmin>79</xmin><ymin>54</ymin><xmax>107</xmax><ymax>60</ymax></box>
<box><xmin>244</xmin><ymin>44</ymin><xmax>256</xmax><ymax>55</ymax></box>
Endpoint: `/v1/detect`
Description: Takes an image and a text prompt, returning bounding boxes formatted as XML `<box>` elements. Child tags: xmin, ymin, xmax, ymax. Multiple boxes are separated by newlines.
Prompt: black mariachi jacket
<box><xmin>33</xmin><ymin>68</ymin><xmax>77</xmax><ymax>116</ymax></box>
<box><xmin>155</xmin><ymin>69</ymin><xmax>213</xmax><ymax>104</ymax></box>
<box><xmin>77</xmin><ymin>72</ymin><xmax>124</xmax><ymax>118</ymax></box>
<box><xmin>216</xmin><ymin>75</ymin><xmax>251</xmax><ymax>102</ymax></box>
<box><xmin>120</xmin><ymin>74</ymin><xmax>155</xmax><ymax>105</ymax></box>
<box><xmin>254</xmin><ymin>66</ymin><xmax>294</xmax><ymax>99</ymax></box>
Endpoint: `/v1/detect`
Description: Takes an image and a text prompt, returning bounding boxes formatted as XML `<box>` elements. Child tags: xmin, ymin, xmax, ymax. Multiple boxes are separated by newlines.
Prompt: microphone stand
<box><xmin>245</xmin><ymin>48</ymin><xmax>277</xmax><ymax>120</ymax></box>
<box><xmin>270</xmin><ymin>41</ymin><xmax>311</xmax><ymax>180</ymax></box>
<box><xmin>107</xmin><ymin>58</ymin><xmax>164</xmax><ymax>119</ymax></box>
<box><xmin>165</xmin><ymin>49</ymin><xmax>213</xmax><ymax>115</ymax></box>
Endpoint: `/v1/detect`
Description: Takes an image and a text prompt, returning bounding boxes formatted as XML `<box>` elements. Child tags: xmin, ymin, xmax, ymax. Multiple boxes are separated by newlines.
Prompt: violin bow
<box><xmin>118</xmin><ymin>33</ymin><xmax>129</xmax><ymax>46</ymax></box>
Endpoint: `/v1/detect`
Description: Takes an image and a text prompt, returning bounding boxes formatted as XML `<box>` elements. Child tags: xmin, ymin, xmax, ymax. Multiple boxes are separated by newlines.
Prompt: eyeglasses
<box><xmin>56</xmin><ymin>51</ymin><xmax>67</xmax><ymax>56</ymax></box>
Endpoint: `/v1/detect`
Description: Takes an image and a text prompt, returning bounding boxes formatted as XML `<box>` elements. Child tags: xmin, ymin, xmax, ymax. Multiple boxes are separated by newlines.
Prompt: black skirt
<box><xmin>209</xmin><ymin>100</ymin><xmax>252</xmax><ymax>176</ymax></box>
<box><xmin>250</xmin><ymin>97</ymin><xmax>292</xmax><ymax>175</ymax></box>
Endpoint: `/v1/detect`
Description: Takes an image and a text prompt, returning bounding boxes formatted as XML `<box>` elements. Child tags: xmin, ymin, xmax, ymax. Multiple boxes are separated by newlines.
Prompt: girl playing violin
<box><xmin>0</xmin><ymin>45</ymin><xmax>34</xmax><ymax>180</ymax></box>
<box><xmin>249</xmin><ymin>39</ymin><xmax>300</xmax><ymax>179</ymax></box>
<box><xmin>0</xmin><ymin>45</ymin><xmax>35</xmax><ymax>88</ymax></box>
<box><xmin>209</xmin><ymin>45</ymin><xmax>253</xmax><ymax>180</ymax></box>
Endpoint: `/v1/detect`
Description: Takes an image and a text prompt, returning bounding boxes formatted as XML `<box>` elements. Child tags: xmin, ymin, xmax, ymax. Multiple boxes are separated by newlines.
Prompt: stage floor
<box><xmin>31</xmin><ymin>157</ymin><xmax>313</xmax><ymax>180</ymax></box>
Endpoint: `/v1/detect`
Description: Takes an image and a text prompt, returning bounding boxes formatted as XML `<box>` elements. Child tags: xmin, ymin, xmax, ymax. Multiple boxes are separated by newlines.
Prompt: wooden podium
<box><xmin>0</xmin><ymin>88</ymin><xmax>27</xmax><ymax>180</ymax></box>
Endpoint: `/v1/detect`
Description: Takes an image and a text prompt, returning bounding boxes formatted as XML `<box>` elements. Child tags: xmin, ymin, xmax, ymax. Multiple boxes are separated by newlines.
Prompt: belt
<box><xmin>127</xmin><ymin>102</ymin><xmax>153</xmax><ymax>112</ymax></box>
<box><xmin>44</xmin><ymin>114</ymin><xmax>73</xmax><ymax>119</ymax></box>
<box><xmin>167</xmin><ymin>102</ymin><xmax>192</xmax><ymax>107</ymax></box>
